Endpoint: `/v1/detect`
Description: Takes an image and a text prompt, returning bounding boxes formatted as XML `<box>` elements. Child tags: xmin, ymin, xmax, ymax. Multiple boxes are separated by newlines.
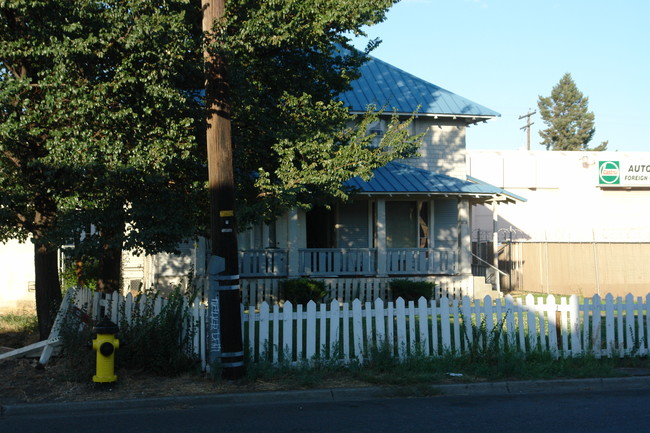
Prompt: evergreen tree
<box><xmin>537</xmin><ymin>73</ymin><xmax>607</xmax><ymax>151</ymax></box>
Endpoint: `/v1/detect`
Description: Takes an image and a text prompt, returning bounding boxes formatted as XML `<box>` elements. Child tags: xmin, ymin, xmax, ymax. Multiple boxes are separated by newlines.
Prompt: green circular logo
<box><xmin>599</xmin><ymin>161</ymin><xmax>620</xmax><ymax>184</ymax></box>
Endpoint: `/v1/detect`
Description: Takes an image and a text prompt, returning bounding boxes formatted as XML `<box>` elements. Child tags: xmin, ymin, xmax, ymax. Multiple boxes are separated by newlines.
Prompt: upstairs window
<box><xmin>367</xmin><ymin>119</ymin><xmax>386</xmax><ymax>148</ymax></box>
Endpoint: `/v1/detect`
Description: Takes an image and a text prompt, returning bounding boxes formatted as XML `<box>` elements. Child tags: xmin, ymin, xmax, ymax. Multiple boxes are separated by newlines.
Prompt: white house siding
<box><xmin>0</xmin><ymin>239</ymin><xmax>35</xmax><ymax>312</ymax></box>
<box><xmin>401</xmin><ymin>118</ymin><xmax>467</xmax><ymax>179</ymax></box>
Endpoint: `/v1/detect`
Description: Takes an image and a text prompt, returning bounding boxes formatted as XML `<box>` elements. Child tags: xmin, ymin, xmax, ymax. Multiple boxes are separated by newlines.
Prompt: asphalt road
<box><xmin>3</xmin><ymin>389</ymin><xmax>650</xmax><ymax>433</ymax></box>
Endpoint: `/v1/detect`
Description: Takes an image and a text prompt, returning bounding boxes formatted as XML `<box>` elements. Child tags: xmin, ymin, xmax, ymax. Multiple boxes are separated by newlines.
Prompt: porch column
<box><xmin>457</xmin><ymin>198</ymin><xmax>471</xmax><ymax>276</ymax></box>
<box><xmin>428</xmin><ymin>199</ymin><xmax>435</xmax><ymax>248</ymax></box>
<box><xmin>491</xmin><ymin>200</ymin><xmax>501</xmax><ymax>293</ymax></box>
<box><xmin>376</xmin><ymin>198</ymin><xmax>387</xmax><ymax>276</ymax></box>
<box><xmin>287</xmin><ymin>208</ymin><xmax>300</xmax><ymax>277</ymax></box>
<box><xmin>262</xmin><ymin>223</ymin><xmax>271</xmax><ymax>248</ymax></box>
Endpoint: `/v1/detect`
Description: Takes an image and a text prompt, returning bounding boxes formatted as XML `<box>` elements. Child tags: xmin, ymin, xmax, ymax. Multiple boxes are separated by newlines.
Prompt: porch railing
<box><xmin>299</xmin><ymin>248</ymin><xmax>377</xmax><ymax>276</ymax></box>
<box><xmin>238</xmin><ymin>249</ymin><xmax>288</xmax><ymax>277</ymax></box>
<box><xmin>386</xmin><ymin>248</ymin><xmax>458</xmax><ymax>275</ymax></box>
<box><xmin>239</xmin><ymin>247</ymin><xmax>459</xmax><ymax>277</ymax></box>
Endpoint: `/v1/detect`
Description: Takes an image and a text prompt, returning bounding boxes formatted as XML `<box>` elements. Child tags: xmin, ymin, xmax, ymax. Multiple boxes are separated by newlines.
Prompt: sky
<box><xmin>352</xmin><ymin>0</ymin><xmax>650</xmax><ymax>152</ymax></box>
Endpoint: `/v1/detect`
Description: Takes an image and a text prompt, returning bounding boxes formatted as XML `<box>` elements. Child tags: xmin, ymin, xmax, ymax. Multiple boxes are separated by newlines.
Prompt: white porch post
<box><xmin>262</xmin><ymin>223</ymin><xmax>271</xmax><ymax>248</ymax></box>
<box><xmin>428</xmin><ymin>199</ymin><xmax>435</xmax><ymax>248</ymax></box>
<box><xmin>376</xmin><ymin>198</ymin><xmax>387</xmax><ymax>276</ymax></box>
<box><xmin>491</xmin><ymin>200</ymin><xmax>501</xmax><ymax>293</ymax></box>
<box><xmin>287</xmin><ymin>208</ymin><xmax>300</xmax><ymax>277</ymax></box>
<box><xmin>457</xmin><ymin>198</ymin><xmax>472</xmax><ymax>276</ymax></box>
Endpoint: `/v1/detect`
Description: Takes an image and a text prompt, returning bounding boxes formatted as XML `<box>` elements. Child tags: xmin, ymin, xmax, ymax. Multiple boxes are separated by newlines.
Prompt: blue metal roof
<box><xmin>339</xmin><ymin>55</ymin><xmax>500</xmax><ymax>118</ymax></box>
<box><xmin>466</xmin><ymin>175</ymin><xmax>527</xmax><ymax>203</ymax></box>
<box><xmin>344</xmin><ymin>162</ymin><xmax>521</xmax><ymax>202</ymax></box>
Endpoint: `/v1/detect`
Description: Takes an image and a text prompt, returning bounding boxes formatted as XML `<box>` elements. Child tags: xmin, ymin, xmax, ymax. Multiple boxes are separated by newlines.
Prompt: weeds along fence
<box><xmin>68</xmin><ymin>288</ymin><xmax>650</xmax><ymax>369</ymax></box>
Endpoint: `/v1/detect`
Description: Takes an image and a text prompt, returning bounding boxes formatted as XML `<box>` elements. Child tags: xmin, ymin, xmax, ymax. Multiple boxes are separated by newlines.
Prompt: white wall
<box><xmin>0</xmin><ymin>239</ymin><xmax>35</xmax><ymax>312</ymax></box>
<box><xmin>468</xmin><ymin>150</ymin><xmax>650</xmax><ymax>242</ymax></box>
<box><xmin>401</xmin><ymin>117</ymin><xmax>467</xmax><ymax>179</ymax></box>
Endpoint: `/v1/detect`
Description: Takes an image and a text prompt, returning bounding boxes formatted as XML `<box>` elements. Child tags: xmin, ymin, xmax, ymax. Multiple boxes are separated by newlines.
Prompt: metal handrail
<box><xmin>471</xmin><ymin>252</ymin><xmax>508</xmax><ymax>277</ymax></box>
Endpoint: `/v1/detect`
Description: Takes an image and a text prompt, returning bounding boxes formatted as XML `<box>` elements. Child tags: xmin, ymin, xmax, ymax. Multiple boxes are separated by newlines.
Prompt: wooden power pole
<box><xmin>519</xmin><ymin>109</ymin><xmax>536</xmax><ymax>150</ymax></box>
<box><xmin>202</xmin><ymin>0</ymin><xmax>244</xmax><ymax>380</ymax></box>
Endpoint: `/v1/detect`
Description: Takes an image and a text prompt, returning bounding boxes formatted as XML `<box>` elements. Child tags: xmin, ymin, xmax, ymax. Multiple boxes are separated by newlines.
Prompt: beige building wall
<box><xmin>505</xmin><ymin>242</ymin><xmax>650</xmax><ymax>298</ymax></box>
<box><xmin>468</xmin><ymin>150</ymin><xmax>650</xmax><ymax>242</ymax></box>
<box><xmin>0</xmin><ymin>239</ymin><xmax>36</xmax><ymax>312</ymax></box>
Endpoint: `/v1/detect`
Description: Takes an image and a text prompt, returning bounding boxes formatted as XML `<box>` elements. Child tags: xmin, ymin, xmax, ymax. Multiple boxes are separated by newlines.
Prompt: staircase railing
<box><xmin>471</xmin><ymin>252</ymin><xmax>507</xmax><ymax>294</ymax></box>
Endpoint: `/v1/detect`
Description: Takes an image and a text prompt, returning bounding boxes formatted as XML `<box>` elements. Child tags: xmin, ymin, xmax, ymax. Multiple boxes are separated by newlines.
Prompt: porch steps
<box><xmin>473</xmin><ymin>276</ymin><xmax>502</xmax><ymax>299</ymax></box>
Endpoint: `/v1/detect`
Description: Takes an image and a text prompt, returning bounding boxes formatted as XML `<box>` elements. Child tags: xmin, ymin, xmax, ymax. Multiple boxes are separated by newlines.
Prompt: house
<box><xmin>467</xmin><ymin>150</ymin><xmax>650</xmax><ymax>297</ymax></box>
<box><xmin>122</xmin><ymin>56</ymin><xmax>523</xmax><ymax>304</ymax></box>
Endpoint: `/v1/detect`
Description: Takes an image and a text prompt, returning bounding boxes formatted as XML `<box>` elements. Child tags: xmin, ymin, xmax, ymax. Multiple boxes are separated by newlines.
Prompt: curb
<box><xmin>3</xmin><ymin>376</ymin><xmax>650</xmax><ymax>418</ymax></box>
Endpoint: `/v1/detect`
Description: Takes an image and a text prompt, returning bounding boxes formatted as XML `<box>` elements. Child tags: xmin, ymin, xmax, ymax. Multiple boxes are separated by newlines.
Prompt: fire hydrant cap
<box><xmin>93</xmin><ymin>317</ymin><xmax>119</xmax><ymax>334</ymax></box>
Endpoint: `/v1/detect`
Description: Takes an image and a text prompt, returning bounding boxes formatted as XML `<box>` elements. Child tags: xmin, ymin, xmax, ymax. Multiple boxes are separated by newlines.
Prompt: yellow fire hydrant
<box><xmin>91</xmin><ymin>317</ymin><xmax>120</xmax><ymax>383</ymax></box>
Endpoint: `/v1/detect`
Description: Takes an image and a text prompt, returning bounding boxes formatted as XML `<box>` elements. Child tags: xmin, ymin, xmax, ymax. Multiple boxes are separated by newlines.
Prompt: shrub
<box><xmin>58</xmin><ymin>303</ymin><xmax>96</xmax><ymax>381</ymax></box>
<box><xmin>389</xmin><ymin>279</ymin><xmax>435</xmax><ymax>302</ymax></box>
<box><xmin>280</xmin><ymin>278</ymin><xmax>326</xmax><ymax>305</ymax></box>
<box><xmin>58</xmin><ymin>287</ymin><xmax>199</xmax><ymax>380</ymax></box>
<box><xmin>59</xmin><ymin>256</ymin><xmax>100</xmax><ymax>290</ymax></box>
<box><xmin>116</xmin><ymin>287</ymin><xmax>199</xmax><ymax>376</ymax></box>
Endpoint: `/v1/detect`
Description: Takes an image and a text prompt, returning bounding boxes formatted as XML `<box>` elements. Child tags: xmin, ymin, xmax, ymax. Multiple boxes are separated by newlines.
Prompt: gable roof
<box><xmin>344</xmin><ymin>162</ymin><xmax>523</xmax><ymax>203</ymax></box>
<box><xmin>339</xmin><ymin>56</ymin><xmax>499</xmax><ymax>120</ymax></box>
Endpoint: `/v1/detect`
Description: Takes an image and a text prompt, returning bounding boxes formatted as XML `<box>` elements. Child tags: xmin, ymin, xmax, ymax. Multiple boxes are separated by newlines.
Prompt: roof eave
<box><xmin>348</xmin><ymin>111</ymin><xmax>498</xmax><ymax>124</ymax></box>
<box><xmin>349</xmin><ymin>191</ymin><xmax>508</xmax><ymax>200</ymax></box>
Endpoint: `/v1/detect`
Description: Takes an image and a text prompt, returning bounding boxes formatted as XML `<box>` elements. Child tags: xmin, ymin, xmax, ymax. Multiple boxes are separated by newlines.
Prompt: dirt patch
<box><xmin>0</xmin><ymin>354</ymin><xmax>371</xmax><ymax>406</ymax></box>
<box><xmin>0</xmin><ymin>325</ymin><xmax>374</xmax><ymax>406</ymax></box>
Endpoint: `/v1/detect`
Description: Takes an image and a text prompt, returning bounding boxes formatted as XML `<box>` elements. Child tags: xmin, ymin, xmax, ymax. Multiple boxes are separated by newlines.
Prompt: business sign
<box><xmin>599</xmin><ymin>160</ymin><xmax>650</xmax><ymax>187</ymax></box>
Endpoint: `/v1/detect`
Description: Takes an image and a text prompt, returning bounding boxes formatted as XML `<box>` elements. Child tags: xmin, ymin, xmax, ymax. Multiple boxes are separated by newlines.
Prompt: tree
<box><xmin>1</xmin><ymin>1</ymin><xmax>206</xmax><ymax>337</ymax></box>
<box><xmin>212</xmin><ymin>0</ymin><xmax>420</xmax><ymax>226</ymax></box>
<box><xmin>537</xmin><ymin>73</ymin><xmax>607</xmax><ymax>151</ymax></box>
<box><xmin>1</xmin><ymin>0</ymin><xmax>417</xmax><ymax>338</ymax></box>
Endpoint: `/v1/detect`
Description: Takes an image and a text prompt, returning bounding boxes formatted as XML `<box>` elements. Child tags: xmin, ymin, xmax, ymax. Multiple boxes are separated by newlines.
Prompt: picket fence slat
<box><xmin>320</xmin><ymin>303</ymin><xmax>328</xmax><ymax>357</ymax></box>
<box><xmin>330</xmin><ymin>300</ymin><xmax>340</xmax><ymax>359</ymax></box>
<box><xmin>272</xmin><ymin>304</ymin><xmax>280</xmax><ymax>364</ymax></box>
<box><xmin>440</xmin><ymin>297</ymin><xmax>451</xmax><ymax>353</ymax></box>
<box><xmin>395</xmin><ymin>298</ymin><xmax>406</xmax><ymax>360</ymax></box>
<box><xmin>418</xmin><ymin>298</ymin><xmax>429</xmax><ymax>356</ymax></box>
<box><xmin>625</xmin><ymin>294</ymin><xmax>636</xmax><ymax>356</ymax></box>
<box><xmin>283</xmin><ymin>301</ymin><xmax>293</xmax><ymax>363</ymax></box>
<box><xmin>296</xmin><ymin>304</ymin><xmax>304</xmax><ymax>361</ymax></box>
<box><xmin>569</xmin><ymin>295</ymin><xmax>581</xmax><ymax>357</ymax></box>
<box><xmin>408</xmin><ymin>301</ymin><xmax>416</xmax><ymax>354</ymax></box>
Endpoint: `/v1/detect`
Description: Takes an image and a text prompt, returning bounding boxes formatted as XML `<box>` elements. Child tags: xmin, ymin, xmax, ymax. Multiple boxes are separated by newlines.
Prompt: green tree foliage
<box><xmin>1</xmin><ymin>0</ymin><xmax>417</xmax><ymax>335</ymax></box>
<box><xmin>1</xmin><ymin>0</ymin><xmax>206</xmax><ymax>335</ymax></box>
<box><xmin>212</xmin><ymin>0</ymin><xmax>420</xmax><ymax>226</ymax></box>
<box><xmin>537</xmin><ymin>73</ymin><xmax>607</xmax><ymax>151</ymax></box>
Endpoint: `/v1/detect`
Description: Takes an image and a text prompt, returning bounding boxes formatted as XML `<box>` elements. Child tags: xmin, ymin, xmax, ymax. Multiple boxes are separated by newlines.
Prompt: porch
<box><xmin>238</xmin><ymin>247</ymin><xmax>458</xmax><ymax>278</ymax></box>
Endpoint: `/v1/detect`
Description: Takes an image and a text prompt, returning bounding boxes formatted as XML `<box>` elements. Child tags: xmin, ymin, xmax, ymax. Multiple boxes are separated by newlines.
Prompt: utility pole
<box><xmin>202</xmin><ymin>0</ymin><xmax>244</xmax><ymax>380</ymax></box>
<box><xmin>519</xmin><ymin>109</ymin><xmax>536</xmax><ymax>150</ymax></box>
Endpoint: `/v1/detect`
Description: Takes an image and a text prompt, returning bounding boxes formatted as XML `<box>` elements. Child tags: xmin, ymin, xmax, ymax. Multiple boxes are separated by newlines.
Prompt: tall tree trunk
<box><xmin>96</xmin><ymin>212</ymin><xmax>124</xmax><ymax>294</ymax></box>
<box><xmin>97</xmin><ymin>244</ymin><xmax>122</xmax><ymax>294</ymax></box>
<box><xmin>75</xmin><ymin>259</ymin><xmax>85</xmax><ymax>287</ymax></box>
<box><xmin>34</xmin><ymin>241</ymin><xmax>63</xmax><ymax>340</ymax></box>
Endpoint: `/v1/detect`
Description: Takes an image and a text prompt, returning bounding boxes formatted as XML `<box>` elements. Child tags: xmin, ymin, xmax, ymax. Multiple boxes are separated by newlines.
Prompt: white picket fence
<box><xmin>69</xmin><ymin>289</ymin><xmax>650</xmax><ymax>370</ymax></box>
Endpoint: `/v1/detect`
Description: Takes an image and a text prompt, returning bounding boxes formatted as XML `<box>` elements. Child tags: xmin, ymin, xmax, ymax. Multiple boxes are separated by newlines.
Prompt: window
<box><xmin>386</xmin><ymin>201</ymin><xmax>417</xmax><ymax>248</ymax></box>
<box><xmin>367</xmin><ymin>119</ymin><xmax>386</xmax><ymax>148</ymax></box>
